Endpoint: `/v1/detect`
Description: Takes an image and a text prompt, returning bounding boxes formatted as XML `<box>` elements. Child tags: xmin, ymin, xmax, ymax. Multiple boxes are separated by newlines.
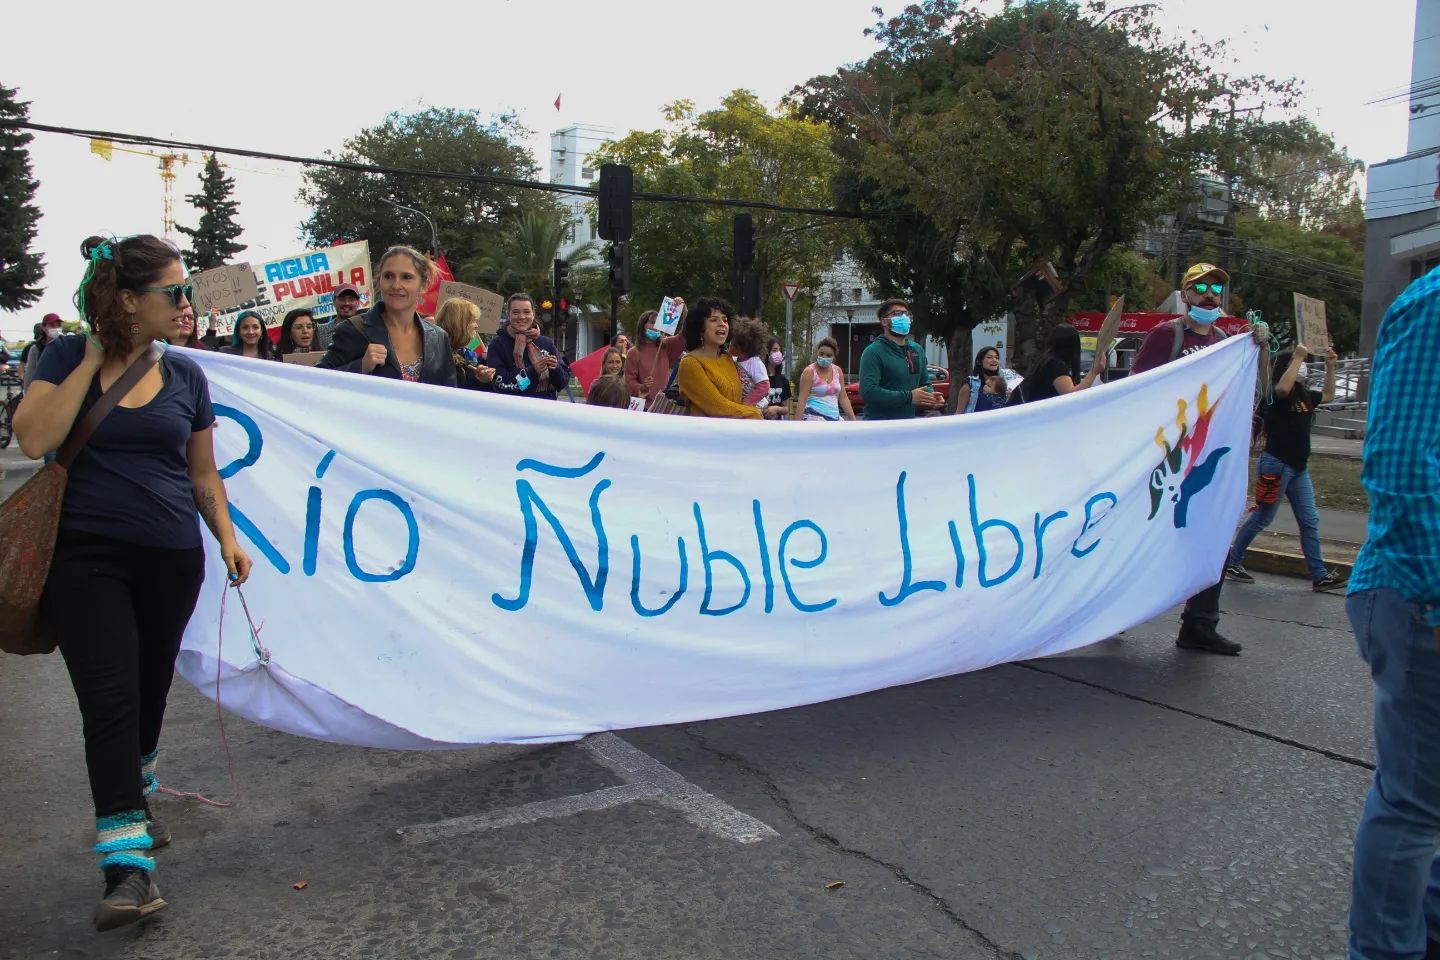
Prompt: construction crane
<box><xmin>89</xmin><ymin>139</ymin><xmax>190</xmax><ymax>237</ymax></box>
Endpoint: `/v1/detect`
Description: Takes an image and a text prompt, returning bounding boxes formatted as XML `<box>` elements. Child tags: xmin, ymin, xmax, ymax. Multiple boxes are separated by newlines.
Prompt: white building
<box><xmin>550</xmin><ymin>124</ymin><xmax>613</xmax><ymax>259</ymax></box>
<box><xmin>808</xmin><ymin>255</ymin><xmax>957</xmax><ymax>373</ymax></box>
<box><xmin>1361</xmin><ymin>0</ymin><xmax>1440</xmax><ymax>374</ymax></box>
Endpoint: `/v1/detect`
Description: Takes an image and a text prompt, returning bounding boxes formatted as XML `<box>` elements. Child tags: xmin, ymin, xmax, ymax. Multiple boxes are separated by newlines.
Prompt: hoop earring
<box><xmin>129</xmin><ymin>322</ymin><xmax>140</xmax><ymax>335</ymax></box>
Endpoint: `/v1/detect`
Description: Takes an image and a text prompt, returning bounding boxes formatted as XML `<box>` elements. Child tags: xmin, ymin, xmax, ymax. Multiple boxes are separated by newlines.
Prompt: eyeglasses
<box><xmin>137</xmin><ymin>283</ymin><xmax>196</xmax><ymax>307</ymax></box>
<box><xmin>1190</xmin><ymin>282</ymin><xmax>1224</xmax><ymax>295</ymax></box>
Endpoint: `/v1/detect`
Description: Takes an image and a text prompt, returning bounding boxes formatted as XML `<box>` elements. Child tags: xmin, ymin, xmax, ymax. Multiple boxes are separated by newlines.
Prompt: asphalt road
<box><xmin>0</xmin><ymin>562</ymin><xmax>1367</xmax><ymax>960</ymax></box>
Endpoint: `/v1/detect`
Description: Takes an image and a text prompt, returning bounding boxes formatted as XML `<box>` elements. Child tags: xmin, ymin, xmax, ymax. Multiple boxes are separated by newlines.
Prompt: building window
<box><xmin>830</xmin><ymin>289</ymin><xmax>842</xmax><ymax>304</ymax></box>
<box><xmin>581</xmin><ymin>166</ymin><xmax>595</xmax><ymax>180</ymax></box>
<box><xmin>852</xmin><ymin>287</ymin><xmax>863</xmax><ymax>301</ymax></box>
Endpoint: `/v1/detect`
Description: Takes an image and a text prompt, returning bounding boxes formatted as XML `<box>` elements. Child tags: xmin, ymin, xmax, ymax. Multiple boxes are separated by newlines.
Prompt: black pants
<box><xmin>1181</xmin><ymin>577</ymin><xmax>1223</xmax><ymax>629</ymax></box>
<box><xmin>41</xmin><ymin>532</ymin><xmax>206</xmax><ymax>818</ymax></box>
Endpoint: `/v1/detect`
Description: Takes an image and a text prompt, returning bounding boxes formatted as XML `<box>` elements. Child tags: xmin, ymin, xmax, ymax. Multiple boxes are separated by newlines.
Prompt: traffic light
<box><xmin>553</xmin><ymin>258</ymin><xmax>569</xmax><ymax>293</ymax></box>
<box><xmin>608</xmin><ymin>242</ymin><xmax>631</xmax><ymax>294</ymax></box>
<box><xmin>733</xmin><ymin>213</ymin><xmax>754</xmax><ymax>270</ymax></box>
<box><xmin>598</xmin><ymin>164</ymin><xmax>633</xmax><ymax>242</ymax></box>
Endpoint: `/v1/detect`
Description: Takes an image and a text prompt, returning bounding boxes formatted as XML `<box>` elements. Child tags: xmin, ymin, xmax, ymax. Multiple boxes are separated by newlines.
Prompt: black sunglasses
<box><xmin>138</xmin><ymin>283</ymin><xmax>196</xmax><ymax>307</ymax></box>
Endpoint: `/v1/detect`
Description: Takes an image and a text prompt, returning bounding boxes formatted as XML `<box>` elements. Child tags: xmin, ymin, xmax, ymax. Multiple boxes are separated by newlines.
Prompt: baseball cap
<box><xmin>42</xmin><ymin>312</ymin><xmax>63</xmax><ymax>325</ymax></box>
<box><xmin>1181</xmin><ymin>263</ymin><xmax>1229</xmax><ymax>289</ymax></box>
<box><xmin>334</xmin><ymin>283</ymin><xmax>361</xmax><ymax>299</ymax></box>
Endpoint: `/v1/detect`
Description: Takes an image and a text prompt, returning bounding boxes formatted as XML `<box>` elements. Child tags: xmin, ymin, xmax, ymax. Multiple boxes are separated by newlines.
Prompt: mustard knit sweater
<box><xmin>677</xmin><ymin>353</ymin><xmax>763</xmax><ymax>419</ymax></box>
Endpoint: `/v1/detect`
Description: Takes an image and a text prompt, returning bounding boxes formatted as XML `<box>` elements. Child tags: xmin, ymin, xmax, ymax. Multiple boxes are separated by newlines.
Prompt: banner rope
<box><xmin>154</xmin><ymin>582</ymin><xmax>267</xmax><ymax>809</ymax></box>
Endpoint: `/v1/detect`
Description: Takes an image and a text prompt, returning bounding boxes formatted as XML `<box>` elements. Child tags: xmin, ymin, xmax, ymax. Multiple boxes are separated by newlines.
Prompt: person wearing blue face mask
<box><xmin>794</xmin><ymin>337</ymin><xmax>857</xmax><ymax>421</ymax></box>
<box><xmin>623</xmin><ymin>307</ymin><xmax>686</xmax><ymax>405</ymax></box>
<box><xmin>858</xmin><ymin>299</ymin><xmax>945</xmax><ymax>420</ymax></box>
<box><xmin>1130</xmin><ymin>262</ymin><xmax>1271</xmax><ymax>656</ymax></box>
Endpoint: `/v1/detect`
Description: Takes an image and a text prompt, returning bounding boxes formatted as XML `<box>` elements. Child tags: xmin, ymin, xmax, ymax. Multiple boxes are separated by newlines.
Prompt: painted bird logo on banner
<box><xmin>1147</xmin><ymin>384</ymin><xmax>1231</xmax><ymax>529</ymax></box>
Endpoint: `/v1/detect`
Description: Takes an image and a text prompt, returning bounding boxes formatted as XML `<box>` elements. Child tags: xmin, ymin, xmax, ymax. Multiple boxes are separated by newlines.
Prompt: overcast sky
<box><xmin>1</xmin><ymin>0</ymin><xmax>1415</xmax><ymax>340</ymax></box>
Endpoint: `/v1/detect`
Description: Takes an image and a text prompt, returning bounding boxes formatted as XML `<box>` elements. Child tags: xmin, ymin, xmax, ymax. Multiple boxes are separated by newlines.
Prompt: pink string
<box><xmin>155</xmin><ymin>580</ymin><xmax>266</xmax><ymax>809</ymax></box>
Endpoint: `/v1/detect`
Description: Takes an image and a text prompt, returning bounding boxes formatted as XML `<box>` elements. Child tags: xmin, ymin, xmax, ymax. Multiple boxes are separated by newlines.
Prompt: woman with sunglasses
<box><xmin>13</xmin><ymin>234</ymin><xmax>252</xmax><ymax>931</ymax></box>
<box><xmin>219</xmin><ymin>311</ymin><xmax>280</xmax><ymax>361</ymax></box>
<box><xmin>276</xmin><ymin>309</ymin><xmax>318</xmax><ymax>357</ymax></box>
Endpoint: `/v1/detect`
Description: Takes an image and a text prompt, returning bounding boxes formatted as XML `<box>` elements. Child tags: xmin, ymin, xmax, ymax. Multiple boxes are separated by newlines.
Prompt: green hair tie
<box><xmin>73</xmin><ymin>236</ymin><xmax>120</xmax><ymax>329</ymax></box>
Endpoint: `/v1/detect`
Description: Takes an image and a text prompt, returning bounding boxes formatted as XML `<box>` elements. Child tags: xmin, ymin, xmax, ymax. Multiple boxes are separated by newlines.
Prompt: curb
<box><xmin>1243</xmin><ymin>545</ymin><xmax>1355</xmax><ymax>582</ymax></box>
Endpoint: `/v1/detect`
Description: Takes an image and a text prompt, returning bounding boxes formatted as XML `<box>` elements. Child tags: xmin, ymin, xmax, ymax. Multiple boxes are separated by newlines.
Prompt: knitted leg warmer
<box><xmin>96</xmin><ymin>810</ymin><xmax>154</xmax><ymax>873</ymax></box>
<box><xmin>140</xmin><ymin>749</ymin><xmax>159</xmax><ymax>797</ymax></box>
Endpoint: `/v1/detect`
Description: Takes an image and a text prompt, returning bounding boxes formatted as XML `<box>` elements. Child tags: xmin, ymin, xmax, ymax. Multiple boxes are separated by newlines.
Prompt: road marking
<box><xmin>398</xmin><ymin>732</ymin><xmax>778</xmax><ymax>846</ymax></box>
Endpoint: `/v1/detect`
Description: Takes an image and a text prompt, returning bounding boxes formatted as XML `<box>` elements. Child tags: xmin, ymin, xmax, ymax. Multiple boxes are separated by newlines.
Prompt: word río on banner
<box><xmin>489</xmin><ymin>452</ymin><xmax>1120</xmax><ymax>618</ymax></box>
<box><xmin>213</xmin><ymin>405</ymin><xmax>420</xmax><ymax>583</ymax></box>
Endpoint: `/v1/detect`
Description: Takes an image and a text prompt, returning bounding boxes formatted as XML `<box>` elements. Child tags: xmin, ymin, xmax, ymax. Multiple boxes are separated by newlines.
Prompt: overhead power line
<box><xmin>5</xmin><ymin>120</ymin><xmax>870</xmax><ymax>221</ymax></box>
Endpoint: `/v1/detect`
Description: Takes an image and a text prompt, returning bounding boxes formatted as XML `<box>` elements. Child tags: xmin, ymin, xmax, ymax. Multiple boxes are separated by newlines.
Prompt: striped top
<box><xmin>1349</xmin><ymin>265</ymin><xmax>1440</xmax><ymax>626</ymax></box>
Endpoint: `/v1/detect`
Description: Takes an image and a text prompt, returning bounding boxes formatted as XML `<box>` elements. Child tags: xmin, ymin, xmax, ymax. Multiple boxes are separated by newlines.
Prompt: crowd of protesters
<box><xmin>25</xmin><ymin>231</ymin><xmax>1411</xmax><ymax>939</ymax></box>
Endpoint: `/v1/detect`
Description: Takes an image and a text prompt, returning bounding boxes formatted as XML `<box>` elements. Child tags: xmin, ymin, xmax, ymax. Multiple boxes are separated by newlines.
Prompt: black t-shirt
<box><xmin>35</xmin><ymin>336</ymin><xmax>216</xmax><ymax>548</ymax></box>
<box><xmin>1022</xmin><ymin>357</ymin><xmax>1073</xmax><ymax>404</ymax></box>
<box><xmin>766</xmin><ymin>371</ymin><xmax>791</xmax><ymax>407</ymax></box>
<box><xmin>20</xmin><ymin>341</ymin><xmax>40</xmax><ymax>365</ymax></box>
<box><xmin>1263</xmin><ymin>387</ymin><xmax>1322</xmax><ymax>471</ymax></box>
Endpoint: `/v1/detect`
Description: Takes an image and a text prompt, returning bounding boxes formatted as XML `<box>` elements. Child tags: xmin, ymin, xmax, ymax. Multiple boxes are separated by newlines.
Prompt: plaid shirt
<box><xmin>1350</xmin><ymin>265</ymin><xmax>1440</xmax><ymax>626</ymax></box>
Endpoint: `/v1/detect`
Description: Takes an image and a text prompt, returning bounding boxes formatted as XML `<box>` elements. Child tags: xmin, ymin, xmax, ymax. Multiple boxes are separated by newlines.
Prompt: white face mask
<box><xmin>44</xmin><ymin>326</ymin><xmax>60</xmax><ymax>340</ymax></box>
<box><xmin>1296</xmin><ymin>362</ymin><xmax>1309</xmax><ymax>380</ymax></box>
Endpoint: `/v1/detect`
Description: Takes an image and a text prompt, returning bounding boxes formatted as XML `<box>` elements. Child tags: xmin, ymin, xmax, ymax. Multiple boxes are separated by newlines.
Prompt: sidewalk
<box><xmin>1240</xmin><ymin>504</ymin><xmax>1368</xmax><ymax>582</ymax></box>
<box><xmin>1311</xmin><ymin>437</ymin><xmax>1363</xmax><ymax>460</ymax></box>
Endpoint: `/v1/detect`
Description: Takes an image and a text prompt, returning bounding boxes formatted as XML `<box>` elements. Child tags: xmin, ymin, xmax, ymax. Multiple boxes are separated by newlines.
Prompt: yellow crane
<box><xmin>89</xmin><ymin>138</ymin><xmax>190</xmax><ymax>237</ymax></box>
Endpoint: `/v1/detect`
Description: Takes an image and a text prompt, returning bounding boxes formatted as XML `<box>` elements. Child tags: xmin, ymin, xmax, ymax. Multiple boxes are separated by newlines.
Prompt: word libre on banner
<box><xmin>175</xmin><ymin>337</ymin><xmax>1257</xmax><ymax>748</ymax></box>
<box><xmin>208</xmin><ymin>241</ymin><xmax>372</xmax><ymax>336</ymax></box>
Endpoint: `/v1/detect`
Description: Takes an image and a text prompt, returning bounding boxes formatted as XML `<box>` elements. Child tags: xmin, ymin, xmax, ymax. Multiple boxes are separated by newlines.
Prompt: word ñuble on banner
<box><xmin>174</xmin><ymin>337</ymin><xmax>1258</xmax><ymax>748</ymax></box>
<box><xmin>208</xmin><ymin>240</ymin><xmax>372</xmax><ymax>336</ymax></box>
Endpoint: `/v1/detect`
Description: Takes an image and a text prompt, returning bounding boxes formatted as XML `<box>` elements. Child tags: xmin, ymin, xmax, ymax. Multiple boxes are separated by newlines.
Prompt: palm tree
<box><xmin>466</xmin><ymin>209</ymin><xmax>601</xmax><ymax>297</ymax></box>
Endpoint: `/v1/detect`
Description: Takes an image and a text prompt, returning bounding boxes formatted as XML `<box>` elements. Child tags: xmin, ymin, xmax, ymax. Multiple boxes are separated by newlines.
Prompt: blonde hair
<box><xmin>434</xmin><ymin>298</ymin><xmax>481</xmax><ymax>349</ymax></box>
<box><xmin>377</xmin><ymin>245</ymin><xmax>438</xmax><ymax>287</ymax></box>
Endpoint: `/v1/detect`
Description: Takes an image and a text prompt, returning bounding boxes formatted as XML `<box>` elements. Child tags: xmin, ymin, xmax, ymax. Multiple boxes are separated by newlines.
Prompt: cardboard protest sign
<box><xmin>436</xmin><ymin>281</ymin><xmax>504</xmax><ymax>334</ymax></box>
<box><xmin>1293</xmin><ymin>293</ymin><xmax>1330</xmax><ymax>355</ymax></box>
<box><xmin>281</xmin><ymin>352</ymin><xmax>327</xmax><ymax>366</ymax></box>
<box><xmin>210</xmin><ymin>241</ymin><xmax>372</xmax><ymax>336</ymax></box>
<box><xmin>190</xmin><ymin>263</ymin><xmax>256</xmax><ymax>313</ymax></box>
<box><xmin>1092</xmin><ymin>296</ymin><xmax>1125</xmax><ymax>363</ymax></box>
<box><xmin>655</xmin><ymin>297</ymin><xmax>683</xmax><ymax>336</ymax></box>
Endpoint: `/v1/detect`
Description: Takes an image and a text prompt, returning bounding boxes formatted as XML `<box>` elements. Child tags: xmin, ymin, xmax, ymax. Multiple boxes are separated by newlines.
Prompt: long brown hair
<box><xmin>74</xmin><ymin>235</ymin><xmax>182</xmax><ymax>356</ymax></box>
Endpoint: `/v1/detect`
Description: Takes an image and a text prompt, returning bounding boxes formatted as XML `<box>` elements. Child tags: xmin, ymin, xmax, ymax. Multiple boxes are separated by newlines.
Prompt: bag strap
<box><xmin>1169</xmin><ymin>318</ymin><xmax>1185</xmax><ymax>363</ymax></box>
<box><xmin>55</xmin><ymin>344</ymin><xmax>162</xmax><ymax>470</ymax></box>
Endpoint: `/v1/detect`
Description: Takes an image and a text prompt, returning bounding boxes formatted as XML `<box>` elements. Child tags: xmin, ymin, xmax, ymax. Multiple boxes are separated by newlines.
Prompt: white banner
<box><xmin>210</xmin><ymin>240</ymin><xmax>372</xmax><ymax>336</ymax></box>
<box><xmin>176</xmin><ymin>337</ymin><xmax>1258</xmax><ymax>747</ymax></box>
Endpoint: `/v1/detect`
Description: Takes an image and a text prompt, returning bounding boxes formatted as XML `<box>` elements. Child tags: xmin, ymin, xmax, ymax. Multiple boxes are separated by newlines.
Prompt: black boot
<box><xmin>95</xmin><ymin>867</ymin><xmax>167</xmax><ymax>932</ymax></box>
<box><xmin>1177</xmin><ymin>622</ymin><xmax>1242</xmax><ymax>656</ymax></box>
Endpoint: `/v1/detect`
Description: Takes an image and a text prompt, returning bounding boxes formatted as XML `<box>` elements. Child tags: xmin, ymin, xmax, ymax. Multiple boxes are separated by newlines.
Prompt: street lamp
<box><xmin>845</xmin><ymin>308</ymin><xmax>854</xmax><ymax>372</ymax></box>
<box><xmin>380</xmin><ymin>198</ymin><xmax>441</xmax><ymax>255</ymax></box>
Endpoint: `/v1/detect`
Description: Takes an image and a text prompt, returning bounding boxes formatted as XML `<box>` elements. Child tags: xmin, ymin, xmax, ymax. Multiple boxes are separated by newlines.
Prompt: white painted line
<box><xmin>398</xmin><ymin>782</ymin><xmax>659</xmax><ymax>845</ymax></box>
<box><xmin>582</xmin><ymin>733</ymin><xmax>779</xmax><ymax>845</ymax></box>
<box><xmin>400</xmin><ymin>732</ymin><xmax>778</xmax><ymax>846</ymax></box>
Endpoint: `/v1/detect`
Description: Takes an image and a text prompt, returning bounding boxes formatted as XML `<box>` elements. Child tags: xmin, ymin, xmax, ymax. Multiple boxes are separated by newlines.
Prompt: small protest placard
<box><xmin>655</xmin><ymin>297</ymin><xmax>683</xmax><ymax>336</ymax></box>
<box><xmin>436</xmin><ymin>281</ymin><xmax>504</xmax><ymax>334</ymax></box>
<box><xmin>1292</xmin><ymin>293</ymin><xmax>1330</xmax><ymax>355</ymax></box>
<box><xmin>628</xmin><ymin>396</ymin><xmax>646</xmax><ymax>412</ymax></box>
<box><xmin>190</xmin><ymin>263</ymin><xmax>255</xmax><ymax>313</ymax></box>
<box><xmin>1092</xmin><ymin>296</ymin><xmax>1125</xmax><ymax>362</ymax></box>
<box><xmin>282</xmin><ymin>351</ymin><xmax>326</xmax><ymax>366</ymax></box>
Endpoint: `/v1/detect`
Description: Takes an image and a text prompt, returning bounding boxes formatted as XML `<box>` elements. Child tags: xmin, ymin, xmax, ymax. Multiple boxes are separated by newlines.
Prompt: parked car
<box><xmin>846</xmin><ymin>364</ymin><xmax>951</xmax><ymax>415</ymax></box>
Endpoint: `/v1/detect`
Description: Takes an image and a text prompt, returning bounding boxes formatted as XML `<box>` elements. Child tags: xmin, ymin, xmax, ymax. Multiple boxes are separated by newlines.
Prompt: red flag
<box><xmin>418</xmin><ymin>252</ymin><xmax>454</xmax><ymax>317</ymax></box>
<box><xmin>554</xmin><ymin>94</ymin><xmax>562</xmax><ymax>111</ymax></box>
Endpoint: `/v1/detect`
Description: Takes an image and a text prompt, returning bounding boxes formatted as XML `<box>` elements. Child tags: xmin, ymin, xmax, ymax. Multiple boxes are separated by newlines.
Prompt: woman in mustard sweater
<box><xmin>676</xmin><ymin>297</ymin><xmax>762</xmax><ymax>420</ymax></box>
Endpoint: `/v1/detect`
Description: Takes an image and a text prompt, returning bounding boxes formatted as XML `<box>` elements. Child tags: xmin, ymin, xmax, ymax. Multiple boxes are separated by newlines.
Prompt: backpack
<box><xmin>1167</xmin><ymin>317</ymin><xmax>1228</xmax><ymax>362</ymax></box>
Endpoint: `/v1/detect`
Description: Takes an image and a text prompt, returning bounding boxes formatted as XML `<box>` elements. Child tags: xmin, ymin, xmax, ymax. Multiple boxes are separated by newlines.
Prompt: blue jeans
<box><xmin>1347</xmin><ymin>589</ymin><xmax>1440</xmax><ymax>959</ymax></box>
<box><xmin>1228</xmin><ymin>452</ymin><xmax>1328</xmax><ymax>581</ymax></box>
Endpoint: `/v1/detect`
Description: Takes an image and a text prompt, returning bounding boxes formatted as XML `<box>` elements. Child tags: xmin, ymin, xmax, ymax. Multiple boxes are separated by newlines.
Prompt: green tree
<box><xmin>795</xmin><ymin>0</ymin><xmax>1298</xmax><ymax>398</ymax></box>
<box><xmin>591</xmin><ymin>93</ymin><xmax>851</xmax><ymax>349</ymax></box>
<box><xmin>1234</xmin><ymin>118</ymin><xmax>1364</xmax><ymax>229</ymax></box>
<box><xmin>0</xmin><ymin>84</ymin><xmax>44</xmax><ymax>311</ymax></box>
<box><xmin>299</xmin><ymin>108</ymin><xmax>543</xmax><ymax>280</ymax></box>
<box><xmin>176</xmin><ymin>153</ymin><xmax>246</xmax><ymax>271</ymax></box>
<box><xmin>1230</xmin><ymin>216</ymin><xmax>1363</xmax><ymax>354</ymax></box>
<box><xmin>466</xmin><ymin>208</ymin><xmax>602</xmax><ymax>335</ymax></box>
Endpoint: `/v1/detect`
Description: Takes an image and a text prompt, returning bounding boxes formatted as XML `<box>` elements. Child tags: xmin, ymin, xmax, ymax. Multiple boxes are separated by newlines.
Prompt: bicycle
<box><xmin>0</xmin><ymin>371</ymin><xmax>22</xmax><ymax>450</ymax></box>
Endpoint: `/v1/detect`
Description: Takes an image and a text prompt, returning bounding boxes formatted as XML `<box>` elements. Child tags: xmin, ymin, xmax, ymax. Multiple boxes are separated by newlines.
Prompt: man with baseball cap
<box><xmin>315</xmin><ymin>284</ymin><xmax>363</xmax><ymax>352</ymax></box>
<box><xmin>1131</xmin><ymin>262</ymin><xmax>1268</xmax><ymax>655</ymax></box>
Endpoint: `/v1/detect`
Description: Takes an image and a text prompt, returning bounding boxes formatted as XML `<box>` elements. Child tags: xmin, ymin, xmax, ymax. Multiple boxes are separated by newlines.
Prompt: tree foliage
<box><xmin>299</xmin><ymin>108</ymin><xmax>543</xmax><ymax>280</ymax></box>
<box><xmin>0</xmin><ymin>84</ymin><xmax>44</xmax><ymax>312</ymax></box>
<box><xmin>794</xmin><ymin>0</ymin><xmax>1300</xmax><ymax>384</ymax></box>
<box><xmin>466</xmin><ymin>208</ymin><xmax>603</xmax><ymax>322</ymax></box>
<box><xmin>177</xmin><ymin>153</ymin><xmax>246</xmax><ymax>272</ymax></box>
<box><xmin>1233</xmin><ymin>118</ymin><xmax>1364</xmax><ymax>229</ymax></box>
<box><xmin>1230</xmin><ymin>216</ymin><xmax>1363</xmax><ymax>354</ymax></box>
<box><xmin>590</xmin><ymin>92</ymin><xmax>851</xmax><ymax>343</ymax></box>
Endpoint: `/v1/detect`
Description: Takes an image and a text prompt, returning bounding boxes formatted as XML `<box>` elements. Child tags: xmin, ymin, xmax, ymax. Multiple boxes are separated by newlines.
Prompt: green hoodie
<box><xmin>858</xmin><ymin>336</ymin><xmax>930</xmax><ymax>420</ymax></box>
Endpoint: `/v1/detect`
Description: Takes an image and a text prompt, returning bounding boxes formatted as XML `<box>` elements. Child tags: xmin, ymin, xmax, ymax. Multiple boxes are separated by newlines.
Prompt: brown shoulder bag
<box><xmin>0</xmin><ymin>345</ymin><xmax>162</xmax><ymax>655</ymax></box>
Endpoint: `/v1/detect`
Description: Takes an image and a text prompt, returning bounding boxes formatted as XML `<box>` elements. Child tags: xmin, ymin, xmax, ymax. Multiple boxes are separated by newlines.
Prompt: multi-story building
<box><xmin>1361</xmin><ymin>0</ymin><xmax>1440</xmax><ymax>373</ymax></box>
<box><xmin>549</xmin><ymin>124</ymin><xmax>614</xmax><ymax>357</ymax></box>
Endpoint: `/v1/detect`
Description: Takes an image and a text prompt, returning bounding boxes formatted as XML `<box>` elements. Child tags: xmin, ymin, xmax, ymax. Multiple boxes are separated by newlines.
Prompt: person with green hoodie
<box><xmin>859</xmin><ymin>299</ymin><xmax>945</xmax><ymax>420</ymax></box>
